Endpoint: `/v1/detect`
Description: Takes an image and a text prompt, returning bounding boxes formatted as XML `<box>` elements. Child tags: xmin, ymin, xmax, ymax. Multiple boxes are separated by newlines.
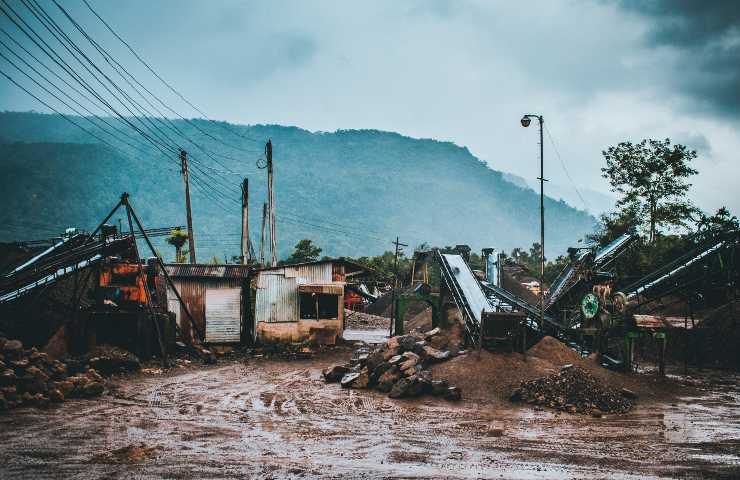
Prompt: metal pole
<box><xmin>538</xmin><ymin>116</ymin><xmax>545</xmax><ymax>332</ymax></box>
<box><xmin>180</xmin><ymin>149</ymin><xmax>197</xmax><ymax>264</ymax></box>
<box><xmin>241</xmin><ymin>178</ymin><xmax>249</xmax><ymax>264</ymax></box>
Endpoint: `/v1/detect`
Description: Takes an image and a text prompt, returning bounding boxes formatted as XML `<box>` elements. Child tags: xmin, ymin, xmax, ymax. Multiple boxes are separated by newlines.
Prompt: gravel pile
<box><xmin>323</xmin><ymin>327</ymin><xmax>463</xmax><ymax>400</ymax></box>
<box><xmin>0</xmin><ymin>336</ymin><xmax>106</xmax><ymax>411</ymax></box>
<box><xmin>510</xmin><ymin>365</ymin><xmax>634</xmax><ymax>415</ymax></box>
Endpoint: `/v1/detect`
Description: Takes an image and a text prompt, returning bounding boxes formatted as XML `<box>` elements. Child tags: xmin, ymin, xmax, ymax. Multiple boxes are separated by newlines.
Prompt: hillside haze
<box><xmin>0</xmin><ymin>112</ymin><xmax>595</xmax><ymax>261</ymax></box>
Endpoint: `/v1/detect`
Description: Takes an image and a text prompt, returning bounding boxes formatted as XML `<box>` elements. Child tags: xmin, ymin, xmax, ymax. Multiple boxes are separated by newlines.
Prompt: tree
<box><xmin>695</xmin><ymin>207</ymin><xmax>739</xmax><ymax>241</ymax></box>
<box><xmin>286</xmin><ymin>239</ymin><xmax>322</xmax><ymax>264</ymax></box>
<box><xmin>602</xmin><ymin>138</ymin><xmax>698</xmax><ymax>243</ymax></box>
<box><xmin>165</xmin><ymin>228</ymin><xmax>189</xmax><ymax>263</ymax></box>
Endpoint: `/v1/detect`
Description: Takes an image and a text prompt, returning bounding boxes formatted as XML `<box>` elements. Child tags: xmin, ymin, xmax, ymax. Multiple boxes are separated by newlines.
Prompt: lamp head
<box><xmin>520</xmin><ymin>116</ymin><xmax>531</xmax><ymax>127</ymax></box>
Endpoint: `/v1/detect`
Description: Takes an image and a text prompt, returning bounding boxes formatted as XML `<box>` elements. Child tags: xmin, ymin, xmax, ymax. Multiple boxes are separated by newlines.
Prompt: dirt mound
<box><xmin>510</xmin><ymin>366</ymin><xmax>633</xmax><ymax>414</ymax></box>
<box><xmin>528</xmin><ymin>336</ymin><xmax>582</xmax><ymax>366</ymax></box>
<box><xmin>431</xmin><ymin>350</ymin><xmax>559</xmax><ymax>403</ymax></box>
<box><xmin>406</xmin><ymin>307</ymin><xmax>432</xmax><ymax>333</ymax></box>
<box><xmin>84</xmin><ymin>344</ymin><xmax>141</xmax><ymax>375</ymax></box>
<box><xmin>344</xmin><ymin>310</ymin><xmax>390</xmax><ymax>330</ymax></box>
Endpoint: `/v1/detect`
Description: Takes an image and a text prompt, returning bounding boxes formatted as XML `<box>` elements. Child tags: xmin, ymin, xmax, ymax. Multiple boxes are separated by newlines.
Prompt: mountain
<box><xmin>502</xmin><ymin>172</ymin><xmax>616</xmax><ymax>217</ymax></box>
<box><xmin>0</xmin><ymin>112</ymin><xmax>596</xmax><ymax>261</ymax></box>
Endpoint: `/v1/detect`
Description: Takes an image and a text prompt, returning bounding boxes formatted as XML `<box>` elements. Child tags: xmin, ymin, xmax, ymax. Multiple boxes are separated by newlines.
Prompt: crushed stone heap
<box><xmin>510</xmin><ymin>365</ymin><xmax>634</xmax><ymax>415</ymax></box>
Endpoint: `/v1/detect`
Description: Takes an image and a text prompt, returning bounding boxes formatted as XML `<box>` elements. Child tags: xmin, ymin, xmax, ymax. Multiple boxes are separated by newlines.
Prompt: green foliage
<box><xmin>602</xmin><ymin>138</ymin><xmax>698</xmax><ymax>242</ymax></box>
<box><xmin>165</xmin><ymin>228</ymin><xmax>189</xmax><ymax>263</ymax></box>
<box><xmin>285</xmin><ymin>239</ymin><xmax>322</xmax><ymax>264</ymax></box>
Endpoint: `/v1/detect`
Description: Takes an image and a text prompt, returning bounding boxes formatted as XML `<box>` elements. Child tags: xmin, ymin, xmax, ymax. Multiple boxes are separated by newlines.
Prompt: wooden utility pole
<box><xmin>389</xmin><ymin>236</ymin><xmax>408</xmax><ymax>336</ymax></box>
<box><xmin>260</xmin><ymin>202</ymin><xmax>267</xmax><ymax>266</ymax></box>
<box><xmin>266</xmin><ymin>139</ymin><xmax>277</xmax><ymax>266</ymax></box>
<box><xmin>241</xmin><ymin>178</ymin><xmax>250</xmax><ymax>265</ymax></box>
<box><xmin>180</xmin><ymin>149</ymin><xmax>196</xmax><ymax>264</ymax></box>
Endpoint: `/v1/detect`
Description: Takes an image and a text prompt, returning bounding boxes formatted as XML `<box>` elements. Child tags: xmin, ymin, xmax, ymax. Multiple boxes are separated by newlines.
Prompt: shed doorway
<box><xmin>205</xmin><ymin>287</ymin><xmax>241</xmax><ymax>343</ymax></box>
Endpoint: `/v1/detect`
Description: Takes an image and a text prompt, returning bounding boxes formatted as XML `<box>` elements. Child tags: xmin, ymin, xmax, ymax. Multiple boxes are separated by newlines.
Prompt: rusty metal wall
<box><xmin>255</xmin><ymin>271</ymin><xmax>298</xmax><ymax>323</ymax></box>
<box><xmin>166</xmin><ymin>278</ymin><xmax>242</xmax><ymax>341</ymax></box>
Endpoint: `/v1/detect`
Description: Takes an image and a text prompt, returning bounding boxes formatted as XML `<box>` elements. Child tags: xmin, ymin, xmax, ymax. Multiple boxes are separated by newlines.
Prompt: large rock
<box><xmin>351</xmin><ymin>369</ymin><xmax>370</xmax><ymax>389</ymax></box>
<box><xmin>445</xmin><ymin>386</ymin><xmax>462</xmax><ymax>401</ymax></box>
<box><xmin>397</xmin><ymin>336</ymin><xmax>417</xmax><ymax>353</ymax></box>
<box><xmin>365</xmin><ymin>351</ymin><xmax>385</xmax><ymax>373</ymax></box>
<box><xmin>85</xmin><ymin>345</ymin><xmax>141</xmax><ymax>375</ymax></box>
<box><xmin>376</xmin><ymin>368</ymin><xmax>401</xmax><ymax>393</ymax></box>
<box><xmin>340</xmin><ymin>372</ymin><xmax>361</xmax><ymax>388</ymax></box>
<box><xmin>423</xmin><ymin>346</ymin><xmax>451</xmax><ymax>363</ymax></box>
<box><xmin>430</xmin><ymin>379</ymin><xmax>449</xmax><ymax>396</ymax></box>
<box><xmin>323</xmin><ymin>365</ymin><xmax>350</xmax><ymax>383</ymax></box>
<box><xmin>369</xmin><ymin>362</ymin><xmax>392</xmax><ymax>386</ymax></box>
<box><xmin>3</xmin><ymin>339</ymin><xmax>23</xmax><ymax>357</ymax></box>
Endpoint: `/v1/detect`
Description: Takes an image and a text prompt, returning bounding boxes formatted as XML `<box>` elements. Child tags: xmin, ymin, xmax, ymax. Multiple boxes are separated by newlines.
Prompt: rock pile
<box><xmin>0</xmin><ymin>337</ymin><xmax>105</xmax><ymax>411</ymax></box>
<box><xmin>510</xmin><ymin>365</ymin><xmax>633</xmax><ymax>415</ymax></box>
<box><xmin>323</xmin><ymin>328</ymin><xmax>463</xmax><ymax>400</ymax></box>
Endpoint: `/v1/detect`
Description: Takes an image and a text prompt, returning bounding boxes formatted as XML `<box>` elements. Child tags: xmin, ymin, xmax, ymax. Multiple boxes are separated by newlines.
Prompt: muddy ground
<box><xmin>1</xmin><ymin>335</ymin><xmax>739</xmax><ymax>479</ymax></box>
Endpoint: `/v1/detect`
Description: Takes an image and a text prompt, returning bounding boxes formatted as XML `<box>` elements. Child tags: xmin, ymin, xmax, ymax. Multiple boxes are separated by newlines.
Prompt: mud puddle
<box><xmin>0</xmin><ymin>353</ymin><xmax>738</xmax><ymax>479</ymax></box>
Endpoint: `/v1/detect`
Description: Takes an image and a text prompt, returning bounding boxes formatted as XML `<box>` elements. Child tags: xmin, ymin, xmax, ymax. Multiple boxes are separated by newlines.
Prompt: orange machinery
<box><xmin>97</xmin><ymin>260</ymin><xmax>150</xmax><ymax>306</ymax></box>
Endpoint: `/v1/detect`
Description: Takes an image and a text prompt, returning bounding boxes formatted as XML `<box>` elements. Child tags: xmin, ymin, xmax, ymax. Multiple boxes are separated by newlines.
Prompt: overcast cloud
<box><xmin>1</xmin><ymin>0</ymin><xmax>739</xmax><ymax>215</ymax></box>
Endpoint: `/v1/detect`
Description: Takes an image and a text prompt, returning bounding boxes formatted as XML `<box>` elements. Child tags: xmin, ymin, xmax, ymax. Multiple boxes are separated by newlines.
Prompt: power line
<box><xmin>543</xmin><ymin>122</ymin><xmax>589</xmax><ymax>212</ymax></box>
<box><xmin>80</xmin><ymin>0</ymin><xmax>264</xmax><ymax>149</ymax></box>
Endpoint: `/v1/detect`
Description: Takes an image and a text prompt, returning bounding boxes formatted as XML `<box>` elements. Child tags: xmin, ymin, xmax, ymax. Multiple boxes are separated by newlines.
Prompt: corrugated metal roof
<box><xmin>256</xmin><ymin>258</ymin><xmax>366</xmax><ymax>274</ymax></box>
<box><xmin>164</xmin><ymin>264</ymin><xmax>251</xmax><ymax>279</ymax></box>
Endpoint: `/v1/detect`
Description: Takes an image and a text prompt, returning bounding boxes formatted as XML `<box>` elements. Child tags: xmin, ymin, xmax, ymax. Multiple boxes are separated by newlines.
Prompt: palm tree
<box><xmin>166</xmin><ymin>228</ymin><xmax>189</xmax><ymax>263</ymax></box>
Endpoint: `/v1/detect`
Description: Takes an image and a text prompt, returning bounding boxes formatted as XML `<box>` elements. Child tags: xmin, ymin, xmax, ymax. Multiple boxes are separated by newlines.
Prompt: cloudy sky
<box><xmin>1</xmin><ymin>0</ymin><xmax>739</xmax><ymax>215</ymax></box>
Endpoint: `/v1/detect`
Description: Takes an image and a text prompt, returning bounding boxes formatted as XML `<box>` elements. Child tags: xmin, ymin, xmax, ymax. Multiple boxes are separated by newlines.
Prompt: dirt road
<box><xmin>1</xmin><ymin>344</ymin><xmax>739</xmax><ymax>479</ymax></box>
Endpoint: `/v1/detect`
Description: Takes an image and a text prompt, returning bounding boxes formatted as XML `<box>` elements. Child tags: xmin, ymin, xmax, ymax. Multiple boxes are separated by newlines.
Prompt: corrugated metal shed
<box><xmin>255</xmin><ymin>272</ymin><xmax>298</xmax><ymax>323</ymax></box>
<box><xmin>164</xmin><ymin>264</ymin><xmax>248</xmax><ymax>344</ymax></box>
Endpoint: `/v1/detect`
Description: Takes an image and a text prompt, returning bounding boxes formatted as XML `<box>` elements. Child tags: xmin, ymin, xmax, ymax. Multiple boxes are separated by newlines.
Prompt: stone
<box><xmin>0</xmin><ymin>368</ymin><xmax>16</xmax><ymax>385</ymax></box>
<box><xmin>366</xmin><ymin>351</ymin><xmax>385</xmax><ymax>373</ymax></box>
<box><xmin>397</xmin><ymin>335</ymin><xmax>417</xmax><ymax>353</ymax></box>
<box><xmin>340</xmin><ymin>372</ymin><xmax>361</xmax><ymax>388</ymax></box>
<box><xmin>376</xmin><ymin>368</ymin><xmax>401</xmax><ymax>393</ymax></box>
<box><xmin>32</xmin><ymin>393</ymin><xmax>49</xmax><ymax>408</ymax></box>
<box><xmin>48</xmin><ymin>388</ymin><xmax>64</xmax><ymax>403</ymax></box>
<box><xmin>386</xmin><ymin>336</ymin><xmax>400</xmax><ymax>351</ymax></box>
<box><xmin>351</xmin><ymin>369</ymin><xmax>369</xmax><ymax>389</ymax></box>
<box><xmin>621</xmin><ymin>388</ymin><xmax>638</xmax><ymax>400</ymax></box>
<box><xmin>3</xmin><ymin>339</ymin><xmax>22</xmax><ymax>356</ymax></box>
<box><xmin>422</xmin><ymin>346</ymin><xmax>451</xmax><ymax>363</ymax></box>
<box><xmin>82</xmin><ymin>381</ymin><xmax>104</xmax><ymax>397</ymax></box>
<box><xmin>85</xmin><ymin>345</ymin><xmax>141</xmax><ymax>374</ymax></box>
<box><xmin>26</xmin><ymin>366</ymin><xmax>49</xmax><ymax>383</ymax></box>
<box><xmin>369</xmin><ymin>362</ymin><xmax>392</xmax><ymax>386</ymax></box>
<box><xmin>323</xmin><ymin>365</ymin><xmax>350</xmax><ymax>383</ymax></box>
<box><xmin>445</xmin><ymin>386</ymin><xmax>462</xmax><ymax>401</ymax></box>
<box><xmin>388</xmin><ymin>355</ymin><xmax>403</xmax><ymax>365</ymax></box>
<box><xmin>54</xmin><ymin>380</ymin><xmax>75</xmax><ymax>397</ymax></box>
<box><xmin>399</xmin><ymin>358</ymin><xmax>418</xmax><ymax>371</ymax></box>
<box><xmin>424</xmin><ymin>327</ymin><xmax>441</xmax><ymax>338</ymax></box>
<box><xmin>561</xmin><ymin>363</ymin><xmax>574</xmax><ymax>371</ymax></box>
<box><xmin>401</xmin><ymin>351</ymin><xmax>420</xmax><ymax>362</ymax></box>
<box><xmin>382</xmin><ymin>347</ymin><xmax>400</xmax><ymax>361</ymax></box>
<box><xmin>430</xmin><ymin>335</ymin><xmax>449</xmax><ymax>351</ymax></box>
<box><xmin>431</xmin><ymin>379</ymin><xmax>449</xmax><ymax>396</ymax></box>
<box><xmin>388</xmin><ymin>378</ymin><xmax>412</xmax><ymax>399</ymax></box>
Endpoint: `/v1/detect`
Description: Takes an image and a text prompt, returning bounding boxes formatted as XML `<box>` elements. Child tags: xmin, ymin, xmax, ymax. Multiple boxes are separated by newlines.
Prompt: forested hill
<box><xmin>0</xmin><ymin>111</ymin><xmax>595</xmax><ymax>261</ymax></box>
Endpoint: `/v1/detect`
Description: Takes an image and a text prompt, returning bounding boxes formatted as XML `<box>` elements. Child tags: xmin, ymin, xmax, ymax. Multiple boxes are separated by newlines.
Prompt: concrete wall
<box><xmin>256</xmin><ymin>317</ymin><xmax>343</xmax><ymax>344</ymax></box>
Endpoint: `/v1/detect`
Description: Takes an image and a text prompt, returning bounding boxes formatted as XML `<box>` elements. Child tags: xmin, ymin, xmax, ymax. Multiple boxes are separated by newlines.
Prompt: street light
<box><xmin>521</xmin><ymin>113</ymin><xmax>546</xmax><ymax>340</ymax></box>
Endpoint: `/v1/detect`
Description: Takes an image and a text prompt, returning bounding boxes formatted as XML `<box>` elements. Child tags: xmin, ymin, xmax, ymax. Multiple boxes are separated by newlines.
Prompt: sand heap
<box><xmin>510</xmin><ymin>365</ymin><xmax>634</xmax><ymax>415</ymax></box>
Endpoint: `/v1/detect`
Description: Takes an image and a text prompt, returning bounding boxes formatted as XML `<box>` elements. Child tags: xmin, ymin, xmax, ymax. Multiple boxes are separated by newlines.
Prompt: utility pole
<box><xmin>266</xmin><ymin>139</ymin><xmax>277</xmax><ymax>267</ymax></box>
<box><xmin>180</xmin><ymin>149</ymin><xmax>196</xmax><ymax>264</ymax></box>
<box><xmin>241</xmin><ymin>178</ymin><xmax>250</xmax><ymax>265</ymax></box>
<box><xmin>520</xmin><ymin>114</ymin><xmax>547</xmax><ymax>333</ymax></box>
<box><xmin>389</xmin><ymin>236</ymin><xmax>408</xmax><ymax>337</ymax></box>
<box><xmin>260</xmin><ymin>202</ymin><xmax>267</xmax><ymax>266</ymax></box>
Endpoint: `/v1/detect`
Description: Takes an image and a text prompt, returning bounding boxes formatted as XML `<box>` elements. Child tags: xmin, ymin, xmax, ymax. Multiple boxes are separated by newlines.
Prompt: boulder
<box><xmin>369</xmin><ymin>362</ymin><xmax>392</xmax><ymax>386</ymax></box>
<box><xmin>351</xmin><ymin>369</ymin><xmax>370</xmax><ymax>389</ymax></box>
<box><xmin>323</xmin><ymin>365</ymin><xmax>350</xmax><ymax>383</ymax></box>
<box><xmin>3</xmin><ymin>339</ymin><xmax>23</xmax><ymax>357</ymax></box>
<box><xmin>82</xmin><ymin>381</ymin><xmax>104</xmax><ymax>398</ymax></box>
<box><xmin>388</xmin><ymin>355</ymin><xmax>404</xmax><ymax>365</ymax></box>
<box><xmin>48</xmin><ymin>388</ymin><xmax>64</xmax><ymax>403</ymax></box>
<box><xmin>340</xmin><ymin>372</ymin><xmax>361</xmax><ymax>388</ymax></box>
<box><xmin>365</xmin><ymin>351</ymin><xmax>385</xmax><ymax>373</ymax></box>
<box><xmin>376</xmin><ymin>368</ymin><xmax>401</xmax><ymax>393</ymax></box>
<box><xmin>397</xmin><ymin>335</ymin><xmax>417</xmax><ymax>353</ymax></box>
<box><xmin>430</xmin><ymin>379</ymin><xmax>449</xmax><ymax>396</ymax></box>
<box><xmin>445</xmin><ymin>386</ymin><xmax>462</xmax><ymax>401</ymax></box>
<box><xmin>85</xmin><ymin>345</ymin><xmax>141</xmax><ymax>375</ymax></box>
<box><xmin>422</xmin><ymin>346</ymin><xmax>451</xmax><ymax>363</ymax></box>
<box><xmin>424</xmin><ymin>327</ymin><xmax>441</xmax><ymax>339</ymax></box>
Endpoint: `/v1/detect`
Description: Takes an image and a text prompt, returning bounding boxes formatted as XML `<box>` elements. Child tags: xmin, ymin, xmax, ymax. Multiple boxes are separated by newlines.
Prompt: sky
<box><xmin>1</xmin><ymin>0</ymin><xmax>739</xmax><ymax>216</ymax></box>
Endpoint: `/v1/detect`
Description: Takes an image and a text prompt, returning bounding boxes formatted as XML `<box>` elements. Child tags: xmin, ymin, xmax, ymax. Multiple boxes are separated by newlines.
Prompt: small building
<box><xmin>164</xmin><ymin>264</ymin><xmax>251</xmax><ymax>344</ymax></box>
<box><xmin>253</xmin><ymin>259</ymin><xmax>365</xmax><ymax>344</ymax></box>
